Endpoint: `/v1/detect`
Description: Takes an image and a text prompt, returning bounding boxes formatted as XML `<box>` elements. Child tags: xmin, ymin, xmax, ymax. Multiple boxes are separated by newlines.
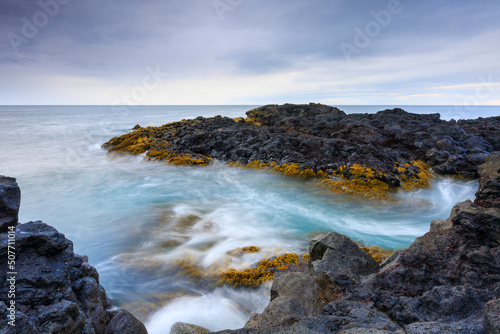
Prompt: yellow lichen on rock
<box><xmin>219</xmin><ymin>268</ymin><xmax>274</xmax><ymax>288</ymax></box>
<box><xmin>167</xmin><ymin>153</ymin><xmax>212</xmax><ymax>166</ymax></box>
<box><xmin>173</xmin><ymin>259</ymin><xmax>204</xmax><ymax>282</ymax></box>
<box><xmin>229</xmin><ymin>160</ymin><xmax>321</xmax><ymax>179</ymax></box>
<box><xmin>360</xmin><ymin>246</ymin><xmax>393</xmax><ymax>264</ymax></box>
<box><xmin>319</xmin><ymin>164</ymin><xmax>392</xmax><ymax>200</ymax></box>
<box><xmin>256</xmin><ymin>253</ymin><xmax>300</xmax><ymax>270</ymax></box>
<box><xmin>398</xmin><ymin>160</ymin><xmax>431</xmax><ymax>190</ymax></box>
<box><xmin>219</xmin><ymin>253</ymin><xmax>304</xmax><ymax>288</ymax></box>
<box><xmin>146</xmin><ymin>150</ymin><xmax>212</xmax><ymax>166</ymax></box>
<box><xmin>226</xmin><ymin>246</ymin><xmax>261</xmax><ymax>256</ymax></box>
<box><xmin>105</xmin><ymin>130</ymin><xmax>153</xmax><ymax>155</ymax></box>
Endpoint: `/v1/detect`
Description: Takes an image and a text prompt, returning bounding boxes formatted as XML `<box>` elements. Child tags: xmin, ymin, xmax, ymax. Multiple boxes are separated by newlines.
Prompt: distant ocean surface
<box><xmin>1</xmin><ymin>105</ymin><xmax>498</xmax><ymax>332</ymax></box>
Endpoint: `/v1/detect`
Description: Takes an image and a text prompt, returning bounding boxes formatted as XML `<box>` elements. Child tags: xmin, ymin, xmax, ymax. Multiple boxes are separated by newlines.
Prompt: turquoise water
<box><xmin>0</xmin><ymin>105</ymin><xmax>494</xmax><ymax>332</ymax></box>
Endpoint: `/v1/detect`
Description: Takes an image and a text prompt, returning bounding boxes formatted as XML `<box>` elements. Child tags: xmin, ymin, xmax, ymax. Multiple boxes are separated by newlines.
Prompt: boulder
<box><xmin>169</xmin><ymin>322</ymin><xmax>210</xmax><ymax>334</ymax></box>
<box><xmin>0</xmin><ymin>179</ymin><xmax>147</xmax><ymax>334</ymax></box>
<box><xmin>0</xmin><ymin>176</ymin><xmax>20</xmax><ymax>232</ymax></box>
<box><xmin>483</xmin><ymin>299</ymin><xmax>500</xmax><ymax>334</ymax></box>
<box><xmin>309</xmin><ymin>232</ymin><xmax>379</xmax><ymax>279</ymax></box>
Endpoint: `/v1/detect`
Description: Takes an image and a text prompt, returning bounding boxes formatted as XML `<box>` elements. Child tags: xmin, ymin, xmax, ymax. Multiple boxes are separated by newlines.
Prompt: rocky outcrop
<box><xmin>208</xmin><ymin>153</ymin><xmax>500</xmax><ymax>333</ymax></box>
<box><xmin>0</xmin><ymin>176</ymin><xmax>147</xmax><ymax>334</ymax></box>
<box><xmin>103</xmin><ymin>104</ymin><xmax>500</xmax><ymax>198</ymax></box>
<box><xmin>0</xmin><ymin>176</ymin><xmax>20</xmax><ymax>233</ymax></box>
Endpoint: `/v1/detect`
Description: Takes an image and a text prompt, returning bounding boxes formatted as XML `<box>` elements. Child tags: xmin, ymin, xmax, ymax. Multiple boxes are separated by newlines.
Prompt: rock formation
<box><xmin>0</xmin><ymin>176</ymin><xmax>147</xmax><ymax>334</ymax></box>
<box><xmin>103</xmin><ymin>104</ymin><xmax>500</xmax><ymax>199</ymax></box>
<box><xmin>206</xmin><ymin>153</ymin><xmax>500</xmax><ymax>333</ymax></box>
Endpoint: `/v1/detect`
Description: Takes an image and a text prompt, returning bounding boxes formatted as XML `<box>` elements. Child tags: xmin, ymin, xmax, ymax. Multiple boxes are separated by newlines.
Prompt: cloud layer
<box><xmin>1</xmin><ymin>0</ymin><xmax>499</xmax><ymax>105</ymax></box>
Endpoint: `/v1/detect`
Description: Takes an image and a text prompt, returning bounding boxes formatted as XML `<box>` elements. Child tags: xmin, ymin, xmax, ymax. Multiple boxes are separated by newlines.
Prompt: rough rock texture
<box><xmin>210</xmin><ymin>153</ymin><xmax>500</xmax><ymax>333</ymax></box>
<box><xmin>309</xmin><ymin>233</ymin><xmax>379</xmax><ymax>278</ymax></box>
<box><xmin>0</xmin><ymin>176</ymin><xmax>20</xmax><ymax>233</ymax></box>
<box><xmin>483</xmin><ymin>299</ymin><xmax>500</xmax><ymax>334</ymax></box>
<box><xmin>104</xmin><ymin>104</ymin><xmax>500</xmax><ymax>185</ymax></box>
<box><xmin>169</xmin><ymin>322</ymin><xmax>210</xmax><ymax>334</ymax></box>
<box><xmin>0</xmin><ymin>178</ymin><xmax>147</xmax><ymax>334</ymax></box>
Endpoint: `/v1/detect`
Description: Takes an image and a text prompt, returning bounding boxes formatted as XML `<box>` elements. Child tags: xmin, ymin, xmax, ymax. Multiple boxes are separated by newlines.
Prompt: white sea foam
<box><xmin>0</xmin><ymin>105</ymin><xmax>486</xmax><ymax>333</ymax></box>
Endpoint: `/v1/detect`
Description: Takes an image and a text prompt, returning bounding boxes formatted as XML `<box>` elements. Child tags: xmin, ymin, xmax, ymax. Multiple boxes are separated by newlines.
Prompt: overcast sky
<box><xmin>1</xmin><ymin>0</ymin><xmax>499</xmax><ymax>105</ymax></box>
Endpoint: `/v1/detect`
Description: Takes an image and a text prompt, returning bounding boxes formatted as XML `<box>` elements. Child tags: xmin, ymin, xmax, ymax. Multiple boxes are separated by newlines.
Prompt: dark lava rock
<box><xmin>103</xmin><ymin>103</ymin><xmax>500</xmax><ymax>190</ymax></box>
<box><xmin>0</xmin><ymin>178</ymin><xmax>147</xmax><ymax>334</ymax></box>
<box><xmin>475</xmin><ymin>153</ymin><xmax>500</xmax><ymax>208</ymax></box>
<box><xmin>209</xmin><ymin>153</ymin><xmax>500</xmax><ymax>334</ymax></box>
<box><xmin>309</xmin><ymin>232</ymin><xmax>379</xmax><ymax>278</ymax></box>
<box><xmin>0</xmin><ymin>176</ymin><xmax>20</xmax><ymax>233</ymax></box>
<box><xmin>483</xmin><ymin>298</ymin><xmax>500</xmax><ymax>334</ymax></box>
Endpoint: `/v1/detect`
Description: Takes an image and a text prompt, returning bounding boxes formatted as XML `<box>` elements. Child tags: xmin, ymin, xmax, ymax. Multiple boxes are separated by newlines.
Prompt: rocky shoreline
<box><xmin>0</xmin><ymin>177</ymin><xmax>147</xmax><ymax>334</ymax></box>
<box><xmin>2</xmin><ymin>105</ymin><xmax>499</xmax><ymax>333</ymax></box>
<box><xmin>103</xmin><ymin>103</ymin><xmax>500</xmax><ymax>200</ymax></box>
<box><xmin>167</xmin><ymin>152</ymin><xmax>499</xmax><ymax>334</ymax></box>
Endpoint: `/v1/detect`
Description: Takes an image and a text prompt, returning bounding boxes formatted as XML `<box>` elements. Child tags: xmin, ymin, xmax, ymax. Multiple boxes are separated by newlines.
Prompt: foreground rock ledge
<box><xmin>170</xmin><ymin>153</ymin><xmax>499</xmax><ymax>334</ymax></box>
<box><xmin>0</xmin><ymin>176</ymin><xmax>147</xmax><ymax>334</ymax></box>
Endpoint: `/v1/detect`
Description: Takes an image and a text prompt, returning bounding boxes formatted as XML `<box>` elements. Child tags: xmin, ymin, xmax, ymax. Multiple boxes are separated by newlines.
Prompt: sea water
<box><xmin>0</xmin><ymin>105</ymin><xmax>495</xmax><ymax>332</ymax></box>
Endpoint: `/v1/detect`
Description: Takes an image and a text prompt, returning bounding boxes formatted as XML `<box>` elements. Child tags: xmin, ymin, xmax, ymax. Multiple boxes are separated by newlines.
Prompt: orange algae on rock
<box><xmin>319</xmin><ymin>161</ymin><xmax>433</xmax><ymax>200</ymax></box>
<box><xmin>360</xmin><ymin>246</ymin><xmax>393</xmax><ymax>264</ymax></box>
<box><xmin>397</xmin><ymin>160</ymin><xmax>432</xmax><ymax>190</ymax></box>
<box><xmin>219</xmin><ymin>253</ymin><xmax>305</xmax><ymax>288</ymax></box>
<box><xmin>319</xmin><ymin>164</ymin><xmax>392</xmax><ymax>200</ymax></box>
<box><xmin>104</xmin><ymin>129</ymin><xmax>153</xmax><ymax>155</ymax></box>
<box><xmin>226</xmin><ymin>246</ymin><xmax>261</xmax><ymax>256</ymax></box>
<box><xmin>146</xmin><ymin>149</ymin><xmax>212</xmax><ymax>166</ymax></box>
<box><xmin>219</xmin><ymin>268</ymin><xmax>274</xmax><ymax>288</ymax></box>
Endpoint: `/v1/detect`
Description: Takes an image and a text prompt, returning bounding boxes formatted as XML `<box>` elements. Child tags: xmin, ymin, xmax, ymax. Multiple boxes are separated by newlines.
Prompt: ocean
<box><xmin>0</xmin><ymin>105</ymin><xmax>497</xmax><ymax>332</ymax></box>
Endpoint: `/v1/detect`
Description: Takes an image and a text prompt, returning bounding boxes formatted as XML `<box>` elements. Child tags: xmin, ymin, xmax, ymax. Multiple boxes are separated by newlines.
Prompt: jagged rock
<box><xmin>309</xmin><ymin>232</ymin><xmax>379</xmax><ymax>279</ymax></box>
<box><xmin>0</xmin><ymin>178</ymin><xmax>147</xmax><ymax>334</ymax></box>
<box><xmin>0</xmin><ymin>176</ymin><xmax>20</xmax><ymax>233</ymax></box>
<box><xmin>475</xmin><ymin>153</ymin><xmax>500</xmax><ymax>208</ymax></box>
<box><xmin>105</xmin><ymin>309</ymin><xmax>149</xmax><ymax>334</ymax></box>
<box><xmin>104</xmin><ymin>104</ymin><xmax>500</xmax><ymax>187</ymax></box>
<box><xmin>483</xmin><ymin>299</ymin><xmax>500</xmax><ymax>334</ymax></box>
<box><xmin>208</xmin><ymin>153</ymin><xmax>500</xmax><ymax>334</ymax></box>
<box><xmin>169</xmin><ymin>322</ymin><xmax>210</xmax><ymax>334</ymax></box>
<box><xmin>245</xmin><ymin>296</ymin><xmax>307</xmax><ymax>329</ymax></box>
<box><xmin>245</xmin><ymin>272</ymin><xmax>340</xmax><ymax>329</ymax></box>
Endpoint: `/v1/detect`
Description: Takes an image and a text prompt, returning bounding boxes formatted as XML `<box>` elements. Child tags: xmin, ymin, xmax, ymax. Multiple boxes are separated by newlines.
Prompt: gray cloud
<box><xmin>0</xmin><ymin>0</ymin><xmax>499</xmax><ymax>104</ymax></box>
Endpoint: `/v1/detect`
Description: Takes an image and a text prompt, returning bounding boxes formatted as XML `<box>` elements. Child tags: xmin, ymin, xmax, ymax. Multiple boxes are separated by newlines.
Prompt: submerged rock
<box><xmin>0</xmin><ymin>178</ymin><xmax>147</xmax><ymax>334</ymax></box>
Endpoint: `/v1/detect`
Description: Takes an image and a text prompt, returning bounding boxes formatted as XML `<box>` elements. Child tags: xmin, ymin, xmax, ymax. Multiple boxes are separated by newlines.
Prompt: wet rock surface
<box><xmin>0</xmin><ymin>176</ymin><xmax>20</xmax><ymax>233</ymax></box>
<box><xmin>103</xmin><ymin>104</ymin><xmax>500</xmax><ymax>187</ymax></box>
<box><xmin>0</xmin><ymin>177</ymin><xmax>147</xmax><ymax>334</ymax></box>
<box><xmin>209</xmin><ymin>153</ymin><xmax>500</xmax><ymax>333</ymax></box>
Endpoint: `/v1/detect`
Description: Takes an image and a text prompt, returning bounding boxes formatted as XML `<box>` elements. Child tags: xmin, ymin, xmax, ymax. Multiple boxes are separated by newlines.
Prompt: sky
<box><xmin>0</xmin><ymin>0</ymin><xmax>499</xmax><ymax>105</ymax></box>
